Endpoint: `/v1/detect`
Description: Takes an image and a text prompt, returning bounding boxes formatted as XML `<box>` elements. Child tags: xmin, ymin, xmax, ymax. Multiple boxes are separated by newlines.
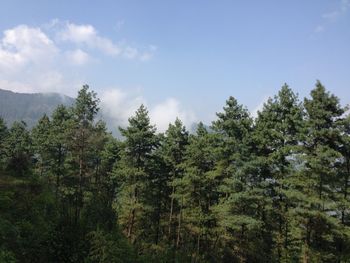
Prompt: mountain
<box><xmin>0</xmin><ymin>88</ymin><xmax>201</xmax><ymax>136</ymax></box>
<box><xmin>0</xmin><ymin>89</ymin><xmax>75</xmax><ymax>128</ymax></box>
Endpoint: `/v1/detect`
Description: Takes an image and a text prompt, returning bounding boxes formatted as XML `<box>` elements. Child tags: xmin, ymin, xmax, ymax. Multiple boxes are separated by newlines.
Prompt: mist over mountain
<box><xmin>0</xmin><ymin>88</ymin><xmax>75</xmax><ymax>128</ymax></box>
<box><xmin>0</xmin><ymin>88</ymin><xmax>202</xmax><ymax>135</ymax></box>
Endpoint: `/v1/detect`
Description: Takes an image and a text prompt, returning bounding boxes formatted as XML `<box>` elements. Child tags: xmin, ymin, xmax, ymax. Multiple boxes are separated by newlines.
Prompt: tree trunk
<box><xmin>168</xmin><ymin>185</ymin><xmax>175</xmax><ymax>236</ymax></box>
<box><xmin>176</xmin><ymin>197</ymin><xmax>183</xmax><ymax>248</ymax></box>
<box><xmin>128</xmin><ymin>186</ymin><xmax>137</xmax><ymax>241</ymax></box>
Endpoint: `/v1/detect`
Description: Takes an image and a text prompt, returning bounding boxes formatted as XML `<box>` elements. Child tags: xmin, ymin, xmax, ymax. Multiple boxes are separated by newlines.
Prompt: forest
<box><xmin>0</xmin><ymin>81</ymin><xmax>350</xmax><ymax>263</ymax></box>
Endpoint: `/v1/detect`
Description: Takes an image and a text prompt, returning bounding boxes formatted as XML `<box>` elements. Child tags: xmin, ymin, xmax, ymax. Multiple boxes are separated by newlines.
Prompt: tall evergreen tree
<box><xmin>253</xmin><ymin>84</ymin><xmax>304</xmax><ymax>262</ymax></box>
<box><xmin>49</xmin><ymin>104</ymin><xmax>72</xmax><ymax>198</ymax></box>
<box><xmin>32</xmin><ymin>114</ymin><xmax>51</xmax><ymax>177</ymax></box>
<box><xmin>296</xmin><ymin>81</ymin><xmax>346</xmax><ymax>261</ymax></box>
<box><xmin>68</xmin><ymin>85</ymin><xmax>100</xmax><ymax>223</ymax></box>
<box><xmin>114</xmin><ymin>105</ymin><xmax>159</xmax><ymax>246</ymax></box>
<box><xmin>173</xmin><ymin>122</ymin><xmax>218</xmax><ymax>261</ymax></box>
<box><xmin>211</xmin><ymin>96</ymin><xmax>266</xmax><ymax>262</ymax></box>
<box><xmin>161</xmin><ymin>118</ymin><xmax>189</xmax><ymax>246</ymax></box>
<box><xmin>336</xmin><ymin>112</ymin><xmax>350</xmax><ymax>260</ymax></box>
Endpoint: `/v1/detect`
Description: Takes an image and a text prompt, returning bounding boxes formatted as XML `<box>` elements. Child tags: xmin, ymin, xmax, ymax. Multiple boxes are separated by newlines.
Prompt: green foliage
<box><xmin>3</xmin><ymin>121</ymin><xmax>32</xmax><ymax>176</ymax></box>
<box><xmin>87</xmin><ymin>229</ymin><xmax>136</xmax><ymax>263</ymax></box>
<box><xmin>1</xmin><ymin>82</ymin><xmax>350</xmax><ymax>262</ymax></box>
<box><xmin>0</xmin><ymin>117</ymin><xmax>9</xmax><ymax>170</ymax></box>
<box><xmin>114</xmin><ymin>105</ymin><xmax>160</xmax><ymax>246</ymax></box>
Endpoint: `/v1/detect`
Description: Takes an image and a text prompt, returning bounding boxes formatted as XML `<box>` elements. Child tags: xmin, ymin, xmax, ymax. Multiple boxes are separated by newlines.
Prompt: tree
<box><xmin>296</xmin><ymin>81</ymin><xmax>346</xmax><ymax>261</ymax></box>
<box><xmin>211</xmin><ymin>96</ymin><xmax>267</xmax><ymax>262</ymax></box>
<box><xmin>114</xmin><ymin>105</ymin><xmax>159</xmax><ymax>246</ymax></box>
<box><xmin>161</xmin><ymin>118</ymin><xmax>189</xmax><ymax>245</ymax></box>
<box><xmin>173</xmin><ymin>122</ymin><xmax>218</xmax><ymax>261</ymax></box>
<box><xmin>253</xmin><ymin>84</ymin><xmax>304</xmax><ymax>261</ymax></box>
<box><xmin>32</xmin><ymin>114</ymin><xmax>51</xmax><ymax>177</ymax></box>
<box><xmin>0</xmin><ymin>118</ymin><xmax>8</xmax><ymax>170</ymax></box>
<box><xmin>49</xmin><ymin>105</ymin><xmax>72</xmax><ymax>198</ymax></box>
<box><xmin>68</xmin><ymin>85</ymin><xmax>100</xmax><ymax>223</ymax></box>
<box><xmin>336</xmin><ymin>112</ymin><xmax>350</xmax><ymax>260</ymax></box>
<box><xmin>3</xmin><ymin>121</ymin><xmax>32</xmax><ymax>176</ymax></box>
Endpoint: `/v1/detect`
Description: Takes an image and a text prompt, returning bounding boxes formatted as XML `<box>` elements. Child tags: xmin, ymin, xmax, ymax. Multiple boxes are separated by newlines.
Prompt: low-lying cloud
<box><xmin>100</xmin><ymin>88</ymin><xmax>197</xmax><ymax>133</ymax></box>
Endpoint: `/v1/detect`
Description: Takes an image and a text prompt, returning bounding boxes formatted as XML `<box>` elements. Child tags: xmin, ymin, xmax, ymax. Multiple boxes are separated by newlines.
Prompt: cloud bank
<box><xmin>100</xmin><ymin>89</ymin><xmax>196</xmax><ymax>133</ymax></box>
<box><xmin>0</xmin><ymin>20</ymin><xmax>156</xmax><ymax>93</ymax></box>
<box><xmin>0</xmin><ymin>21</ymin><xmax>196</xmax><ymax>132</ymax></box>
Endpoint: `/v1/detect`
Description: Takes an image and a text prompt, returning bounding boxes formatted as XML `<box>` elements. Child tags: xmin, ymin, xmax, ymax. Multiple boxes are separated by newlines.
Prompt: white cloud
<box><xmin>66</xmin><ymin>49</ymin><xmax>90</xmax><ymax>65</ymax></box>
<box><xmin>60</xmin><ymin>23</ymin><xmax>96</xmax><ymax>43</ymax></box>
<box><xmin>0</xmin><ymin>24</ymin><xmax>192</xmax><ymax>133</ymax></box>
<box><xmin>100</xmin><ymin>89</ymin><xmax>196</xmax><ymax>133</ymax></box>
<box><xmin>150</xmin><ymin>98</ymin><xmax>196</xmax><ymax>132</ymax></box>
<box><xmin>0</xmin><ymin>25</ymin><xmax>58</xmax><ymax>73</ymax></box>
<box><xmin>100</xmin><ymin>88</ymin><xmax>146</xmax><ymax>128</ymax></box>
<box><xmin>0</xmin><ymin>24</ymin><xmax>78</xmax><ymax>94</ymax></box>
<box><xmin>57</xmin><ymin>22</ymin><xmax>155</xmax><ymax>61</ymax></box>
<box><xmin>0</xmin><ymin>79</ymin><xmax>33</xmax><ymax>93</ymax></box>
<box><xmin>0</xmin><ymin>21</ymin><xmax>156</xmax><ymax>96</ymax></box>
<box><xmin>59</xmin><ymin>23</ymin><xmax>121</xmax><ymax>55</ymax></box>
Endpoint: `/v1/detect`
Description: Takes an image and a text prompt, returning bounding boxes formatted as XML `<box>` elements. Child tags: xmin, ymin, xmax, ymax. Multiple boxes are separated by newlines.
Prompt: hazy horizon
<box><xmin>0</xmin><ymin>0</ymin><xmax>349</xmax><ymax>131</ymax></box>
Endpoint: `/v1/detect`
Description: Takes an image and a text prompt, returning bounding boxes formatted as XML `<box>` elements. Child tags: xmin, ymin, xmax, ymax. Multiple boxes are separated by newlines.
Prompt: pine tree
<box><xmin>296</xmin><ymin>81</ymin><xmax>346</xmax><ymax>261</ymax></box>
<box><xmin>114</xmin><ymin>104</ymin><xmax>159</xmax><ymax>246</ymax></box>
<box><xmin>211</xmin><ymin>96</ymin><xmax>266</xmax><ymax>262</ymax></box>
<box><xmin>171</xmin><ymin>122</ymin><xmax>218</xmax><ymax>261</ymax></box>
<box><xmin>32</xmin><ymin>114</ymin><xmax>51</xmax><ymax>177</ymax></box>
<box><xmin>4</xmin><ymin>121</ymin><xmax>32</xmax><ymax>177</ymax></box>
<box><xmin>49</xmin><ymin>104</ymin><xmax>72</xmax><ymax>199</ymax></box>
<box><xmin>161</xmin><ymin>118</ymin><xmax>189</xmax><ymax>246</ymax></box>
<box><xmin>68</xmin><ymin>85</ymin><xmax>100</xmax><ymax>223</ymax></box>
<box><xmin>336</xmin><ymin>112</ymin><xmax>350</xmax><ymax>260</ymax></box>
<box><xmin>253</xmin><ymin>84</ymin><xmax>304</xmax><ymax>261</ymax></box>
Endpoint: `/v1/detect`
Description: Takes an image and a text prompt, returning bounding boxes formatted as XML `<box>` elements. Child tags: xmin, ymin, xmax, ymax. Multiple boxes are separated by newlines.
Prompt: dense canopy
<box><xmin>0</xmin><ymin>82</ymin><xmax>350</xmax><ymax>262</ymax></box>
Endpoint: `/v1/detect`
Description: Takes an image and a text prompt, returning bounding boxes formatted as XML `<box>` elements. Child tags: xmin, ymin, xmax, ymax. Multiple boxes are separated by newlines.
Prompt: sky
<box><xmin>0</xmin><ymin>0</ymin><xmax>349</xmax><ymax>132</ymax></box>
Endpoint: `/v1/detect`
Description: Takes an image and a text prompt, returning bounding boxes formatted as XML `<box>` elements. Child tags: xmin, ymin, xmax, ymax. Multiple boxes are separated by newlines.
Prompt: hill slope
<box><xmin>0</xmin><ymin>89</ymin><xmax>75</xmax><ymax>128</ymax></box>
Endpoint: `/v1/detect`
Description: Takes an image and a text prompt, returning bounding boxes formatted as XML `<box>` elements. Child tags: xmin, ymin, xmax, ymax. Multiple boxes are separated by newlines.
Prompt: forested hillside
<box><xmin>0</xmin><ymin>82</ymin><xmax>350</xmax><ymax>262</ymax></box>
<box><xmin>0</xmin><ymin>89</ymin><xmax>74</xmax><ymax>128</ymax></box>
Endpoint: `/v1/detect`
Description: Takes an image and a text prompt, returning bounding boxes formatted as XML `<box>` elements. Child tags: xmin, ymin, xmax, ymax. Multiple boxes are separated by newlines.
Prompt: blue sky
<box><xmin>0</xmin><ymin>0</ymin><xmax>349</xmax><ymax>131</ymax></box>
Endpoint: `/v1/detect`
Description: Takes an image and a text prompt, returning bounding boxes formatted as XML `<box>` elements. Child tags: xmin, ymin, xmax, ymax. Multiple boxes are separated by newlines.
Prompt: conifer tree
<box><xmin>67</xmin><ymin>85</ymin><xmax>100</xmax><ymax>223</ymax></box>
<box><xmin>161</xmin><ymin>118</ymin><xmax>189</xmax><ymax>245</ymax></box>
<box><xmin>114</xmin><ymin>105</ymin><xmax>159</xmax><ymax>245</ymax></box>
<box><xmin>211</xmin><ymin>96</ymin><xmax>266</xmax><ymax>262</ymax></box>
<box><xmin>32</xmin><ymin>114</ymin><xmax>51</xmax><ymax>177</ymax></box>
<box><xmin>4</xmin><ymin>121</ymin><xmax>32</xmax><ymax>176</ymax></box>
<box><xmin>296</xmin><ymin>81</ymin><xmax>346</xmax><ymax>261</ymax></box>
<box><xmin>253</xmin><ymin>84</ymin><xmax>304</xmax><ymax>261</ymax></box>
<box><xmin>49</xmin><ymin>104</ymin><xmax>72</xmax><ymax>198</ymax></box>
<box><xmin>336</xmin><ymin>112</ymin><xmax>350</xmax><ymax>260</ymax></box>
<box><xmin>171</xmin><ymin>122</ymin><xmax>218</xmax><ymax>260</ymax></box>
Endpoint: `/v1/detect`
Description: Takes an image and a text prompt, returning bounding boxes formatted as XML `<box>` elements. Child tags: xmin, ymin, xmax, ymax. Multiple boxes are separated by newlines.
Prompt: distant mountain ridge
<box><xmin>0</xmin><ymin>88</ymin><xmax>205</xmax><ymax>135</ymax></box>
<box><xmin>0</xmin><ymin>88</ymin><xmax>75</xmax><ymax>128</ymax></box>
